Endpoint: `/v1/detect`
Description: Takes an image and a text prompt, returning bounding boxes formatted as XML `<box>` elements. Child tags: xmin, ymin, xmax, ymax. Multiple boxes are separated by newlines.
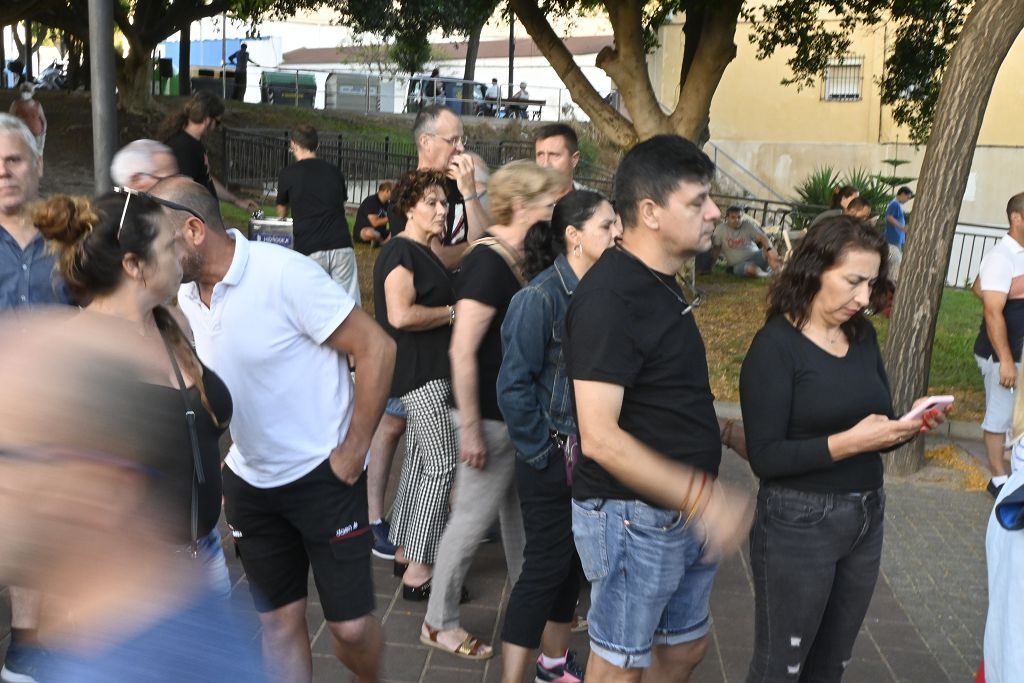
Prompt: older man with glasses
<box><xmin>368</xmin><ymin>103</ymin><xmax>493</xmax><ymax>562</ymax></box>
<box><xmin>110</xmin><ymin>139</ymin><xmax>180</xmax><ymax>192</ymax></box>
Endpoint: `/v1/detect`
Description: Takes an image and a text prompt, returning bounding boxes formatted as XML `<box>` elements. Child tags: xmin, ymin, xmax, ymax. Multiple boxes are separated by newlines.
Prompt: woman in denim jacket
<box><xmin>496</xmin><ymin>190</ymin><xmax>621</xmax><ymax>683</ymax></box>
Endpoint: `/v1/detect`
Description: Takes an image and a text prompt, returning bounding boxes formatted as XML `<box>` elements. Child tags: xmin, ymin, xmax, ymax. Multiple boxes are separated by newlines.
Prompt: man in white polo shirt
<box><xmin>153</xmin><ymin>177</ymin><xmax>396</xmax><ymax>683</ymax></box>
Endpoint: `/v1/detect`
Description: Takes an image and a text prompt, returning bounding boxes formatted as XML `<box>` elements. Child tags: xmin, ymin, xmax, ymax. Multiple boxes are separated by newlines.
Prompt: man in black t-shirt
<box><xmin>353</xmin><ymin>181</ymin><xmax>393</xmax><ymax>246</ymax></box>
<box><xmin>564</xmin><ymin>135</ymin><xmax>752</xmax><ymax>683</ymax></box>
<box><xmin>227</xmin><ymin>43</ymin><xmax>260</xmax><ymax>101</ymax></box>
<box><xmin>276</xmin><ymin>124</ymin><xmax>360</xmax><ymax>304</ymax></box>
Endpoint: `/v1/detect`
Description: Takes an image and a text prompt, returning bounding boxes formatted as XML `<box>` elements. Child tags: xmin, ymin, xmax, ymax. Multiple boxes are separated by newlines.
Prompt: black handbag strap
<box><xmin>160</xmin><ymin>331</ymin><xmax>205</xmax><ymax>556</ymax></box>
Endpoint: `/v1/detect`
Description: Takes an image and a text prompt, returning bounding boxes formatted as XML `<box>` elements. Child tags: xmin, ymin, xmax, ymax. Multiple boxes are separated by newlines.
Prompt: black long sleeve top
<box><xmin>739</xmin><ymin>314</ymin><xmax>895</xmax><ymax>492</ymax></box>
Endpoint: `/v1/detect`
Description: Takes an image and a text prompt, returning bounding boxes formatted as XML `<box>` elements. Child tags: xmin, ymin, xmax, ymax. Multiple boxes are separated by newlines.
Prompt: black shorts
<box><xmin>222</xmin><ymin>459</ymin><xmax>375</xmax><ymax>622</ymax></box>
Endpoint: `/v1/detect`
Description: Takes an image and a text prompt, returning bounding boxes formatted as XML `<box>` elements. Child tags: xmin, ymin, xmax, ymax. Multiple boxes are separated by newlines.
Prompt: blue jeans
<box><xmin>746</xmin><ymin>485</ymin><xmax>884</xmax><ymax>683</ymax></box>
<box><xmin>572</xmin><ymin>498</ymin><xmax>718</xmax><ymax>668</ymax></box>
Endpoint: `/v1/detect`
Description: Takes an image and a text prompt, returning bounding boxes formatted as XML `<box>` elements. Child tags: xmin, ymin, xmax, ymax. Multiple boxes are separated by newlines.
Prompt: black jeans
<box><xmin>746</xmin><ymin>485</ymin><xmax>885</xmax><ymax>683</ymax></box>
<box><xmin>501</xmin><ymin>455</ymin><xmax>584</xmax><ymax>648</ymax></box>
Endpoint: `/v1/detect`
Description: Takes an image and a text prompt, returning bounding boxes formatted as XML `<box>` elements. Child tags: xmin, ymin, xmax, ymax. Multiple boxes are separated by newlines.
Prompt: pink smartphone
<box><xmin>899</xmin><ymin>395</ymin><xmax>955</xmax><ymax>422</ymax></box>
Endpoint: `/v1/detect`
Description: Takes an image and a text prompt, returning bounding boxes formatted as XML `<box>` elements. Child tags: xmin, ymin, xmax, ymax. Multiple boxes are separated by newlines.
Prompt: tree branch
<box><xmin>510</xmin><ymin>0</ymin><xmax>635</xmax><ymax>146</ymax></box>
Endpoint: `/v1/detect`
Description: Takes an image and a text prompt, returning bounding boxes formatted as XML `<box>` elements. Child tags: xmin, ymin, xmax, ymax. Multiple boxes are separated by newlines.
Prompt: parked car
<box><xmin>406</xmin><ymin>74</ymin><xmax>486</xmax><ymax>116</ymax></box>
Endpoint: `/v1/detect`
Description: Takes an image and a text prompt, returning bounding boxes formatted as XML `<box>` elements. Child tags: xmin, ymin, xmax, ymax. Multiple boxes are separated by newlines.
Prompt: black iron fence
<box><xmin>224</xmin><ymin>127</ymin><xmax>613</xmax><ymax>204</ymax></box>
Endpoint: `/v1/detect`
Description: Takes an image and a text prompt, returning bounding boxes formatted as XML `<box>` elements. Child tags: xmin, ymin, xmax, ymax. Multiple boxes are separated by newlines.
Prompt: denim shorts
<box><xmin>572</xmin><ymin>498</ymin><xmax>718</xmax><ymax>668</ymax></box>
<box><xmin>976</xmin><ymin>355</ymin><xmax>1021</xmax><ymax>433</ymax></box>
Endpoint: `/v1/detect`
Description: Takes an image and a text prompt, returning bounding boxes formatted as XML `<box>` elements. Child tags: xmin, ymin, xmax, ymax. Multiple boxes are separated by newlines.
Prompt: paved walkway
<box><xmin>0</xmin><ymin>437</ymin><xmax>995</xmax><ymax>682</ymax></box>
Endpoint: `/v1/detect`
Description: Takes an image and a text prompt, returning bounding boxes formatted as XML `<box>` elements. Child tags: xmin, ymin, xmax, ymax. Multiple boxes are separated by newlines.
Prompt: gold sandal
<box><xmin>419</xmin><ymin>624</ymin><xmax>493</xmax><ymax>660</ymax></box>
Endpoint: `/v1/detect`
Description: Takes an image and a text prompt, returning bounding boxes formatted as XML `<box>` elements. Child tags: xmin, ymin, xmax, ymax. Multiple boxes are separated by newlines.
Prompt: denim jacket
<box><xmin>498</xmin><ymin>254</ymin><xmax>578</xmax><ymax>469</ymax></box>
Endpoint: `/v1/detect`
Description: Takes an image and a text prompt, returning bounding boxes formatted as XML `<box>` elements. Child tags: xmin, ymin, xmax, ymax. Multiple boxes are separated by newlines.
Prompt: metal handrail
<box><xmin>705</xmin><ymin>141</ymin><xmax>788</xmax><ymax>203</ymax></box>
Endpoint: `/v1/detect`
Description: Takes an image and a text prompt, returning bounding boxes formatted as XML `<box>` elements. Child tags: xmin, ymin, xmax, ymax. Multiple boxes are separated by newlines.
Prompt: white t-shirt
<box><xmin>985</xmin><ymin>469</ymin><xmax>1024</xmax><ymax>682</ymax></box>
<box><xmin>178</xmin><ymin>230</ymin><xmax>356</xmax><ymax>488</ymax></box>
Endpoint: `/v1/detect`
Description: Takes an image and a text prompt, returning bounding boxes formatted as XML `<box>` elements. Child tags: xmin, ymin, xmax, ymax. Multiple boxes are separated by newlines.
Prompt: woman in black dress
<box><xmin>373</xmin><ymin>169</ymin><xmax>458</xmax><ymax>600</ymax></box>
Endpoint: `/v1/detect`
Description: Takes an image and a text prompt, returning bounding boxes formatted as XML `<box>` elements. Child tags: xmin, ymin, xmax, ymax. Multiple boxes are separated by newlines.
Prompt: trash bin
<box><xmin>260</xmin><ymin>71</ymin><xmax>316</xmax><ymax>109</ymax></box>
<box><xmin>190</xmin><ymin>66</ymin><xmax>235</xmax><ymax>96</ymax></box>
<box><xmin>249</xmin><ymin>217</ymin><xmax>294</xmax><ymax>249</ymax></box>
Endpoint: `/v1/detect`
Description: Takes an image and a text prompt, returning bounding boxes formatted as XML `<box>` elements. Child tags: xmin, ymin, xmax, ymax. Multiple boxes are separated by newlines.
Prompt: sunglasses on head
<box><xmin>113</xmin><ymin>186</ymin><xmax>205</xmax><ymax>243</ymax></box>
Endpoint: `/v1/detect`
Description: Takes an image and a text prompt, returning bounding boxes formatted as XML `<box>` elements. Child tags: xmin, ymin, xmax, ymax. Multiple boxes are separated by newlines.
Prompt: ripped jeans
<box><xmin>745</xmin><ymin>484</ymin><xmax>884</xmax><ymax>683</ymax></box>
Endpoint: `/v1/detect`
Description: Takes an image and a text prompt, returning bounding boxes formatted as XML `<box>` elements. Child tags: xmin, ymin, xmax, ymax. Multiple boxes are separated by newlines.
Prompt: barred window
<box><xmin>822</xmin><ymin>56</ymin><xmax>863</xmax><ymax>102</ymax></box>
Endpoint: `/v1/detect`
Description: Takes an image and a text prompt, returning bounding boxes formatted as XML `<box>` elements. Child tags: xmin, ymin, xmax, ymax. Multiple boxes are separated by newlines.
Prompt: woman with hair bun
<box><xmin>36</xmin><ymin>191</ymin><xmax>235</xmax><ymax>597</ymax></box>
<box><xmin>496</xmin><ymin>190</ymin><xmax>620</xmax><ymax>683</ymax></box>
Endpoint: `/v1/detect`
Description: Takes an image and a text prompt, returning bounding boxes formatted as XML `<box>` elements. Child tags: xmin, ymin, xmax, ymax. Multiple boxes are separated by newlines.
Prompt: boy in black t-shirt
<box><xmin>564</xmin><ymin>135</ymin><xmax>753</xmax><ymax>683</ymax></box>
<box><xmin>275</xmin><ymin>125</ymin><xmax>361</xmax><ymax>304</ymax></box>
<box><xmin>353</xmin><ymin>182</ymin><xmax>393</xmax><ymax>246</ymax></box>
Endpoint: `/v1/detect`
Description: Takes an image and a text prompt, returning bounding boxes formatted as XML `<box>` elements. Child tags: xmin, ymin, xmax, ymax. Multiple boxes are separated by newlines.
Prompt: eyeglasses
<box><xmin>428</xmin><ymin>133</ymin><xmax>467</xmax><ymax>147</ymax></box>
<box><xmin>113</xmin><ymin>186</ymin><xmax>206</xmax><ymax>243</ymax></box>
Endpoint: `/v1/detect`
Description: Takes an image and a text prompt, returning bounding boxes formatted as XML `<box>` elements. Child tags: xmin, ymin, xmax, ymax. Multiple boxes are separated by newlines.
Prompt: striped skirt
<box><xmin>388</xmin><ymin>378</ymin><xmax>459</xmax><ymax>565</ymax></box>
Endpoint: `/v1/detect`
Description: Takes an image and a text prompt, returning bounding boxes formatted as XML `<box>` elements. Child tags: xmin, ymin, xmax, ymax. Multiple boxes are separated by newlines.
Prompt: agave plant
<box><xmin>791</xmin><ymin>166</ymin><xmax>838</xmax><ymax>229</ymax></box>
<box><xmin>842</xmin><ymin>168</ymin><xmax>892</xmax><ymax>217</ymax></box>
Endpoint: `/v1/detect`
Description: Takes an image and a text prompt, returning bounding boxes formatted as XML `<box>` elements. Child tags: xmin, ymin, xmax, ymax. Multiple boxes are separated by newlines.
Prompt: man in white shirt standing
<box><xmin>153</xmin><ymin>177</ymin><xmax>396</xmax><ymax>683</ymax></box>
<box><xmin>974</xmin><ymin>192</ymin><xmax>1024</xmax><ymax>497</ymax></box>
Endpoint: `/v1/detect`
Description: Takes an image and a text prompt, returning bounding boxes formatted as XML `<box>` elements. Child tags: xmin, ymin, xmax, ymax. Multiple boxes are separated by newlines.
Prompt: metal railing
<box><xmin>224</xmin><ymin>127</ymin><xmax>614</xmax><ymax>204</ymax></box>
<box><xmin>705</xmin><ymin>142</ymin><xmax>788</xmax><ymax>202</ymax></box>
<box><xmin>946</xmin><ymin>222</ymin><xmax>1005</xmax><ymax>288</ymax></box>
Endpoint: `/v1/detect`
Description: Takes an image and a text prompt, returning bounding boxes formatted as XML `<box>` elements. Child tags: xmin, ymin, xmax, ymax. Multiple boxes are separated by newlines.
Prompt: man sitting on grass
<box><xmin>709</xmin><ymin>205</ymin><xmax>779</xmax><ymax>277</ymax></box>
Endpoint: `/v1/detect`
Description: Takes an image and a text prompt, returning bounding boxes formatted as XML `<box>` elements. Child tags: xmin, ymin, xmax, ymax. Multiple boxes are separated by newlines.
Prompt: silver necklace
<box><xmin>617</xmin><ymin>245</ymin><xmax>701</xmax><ymax>316</ymax></box>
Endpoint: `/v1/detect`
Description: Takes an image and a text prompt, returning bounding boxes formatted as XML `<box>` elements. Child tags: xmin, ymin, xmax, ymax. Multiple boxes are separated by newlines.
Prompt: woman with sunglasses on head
<box><xmin>36</xmin><ymin>191</ymin><xmax>234</xmax><ymax>598</ymax></box>
<box><xmin>373</xmin><ymin>169</ymin><xmax>458</xmax><ymax>600</ymax></box>
<box><xmin>495</xmin><ymin>190</ymin><xmax>621</xmax><ymax>683</ymax></box>
<box><xmin>157</xmin><ymin>91</ymin><xmax>256</xmax><ymax>212</ymax></box>
<box><xmin>739</xmin><ymin>216</ymin><xmax>949</xmax><ymax>682</ymax></box>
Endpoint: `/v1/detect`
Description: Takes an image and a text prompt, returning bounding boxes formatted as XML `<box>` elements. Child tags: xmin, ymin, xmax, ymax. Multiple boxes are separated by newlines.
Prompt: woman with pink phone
<box><xmin>739</xmin><ymin>216</ymin><xmax>949</xmax><ymax>682</ymax></box>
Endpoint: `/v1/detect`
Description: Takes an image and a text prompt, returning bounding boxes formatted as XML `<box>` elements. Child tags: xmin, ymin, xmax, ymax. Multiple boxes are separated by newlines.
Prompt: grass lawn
<box><xmin>693</xmin><ymin>272</ymin><xmax>986</xmax><ymax>420</ymax></box>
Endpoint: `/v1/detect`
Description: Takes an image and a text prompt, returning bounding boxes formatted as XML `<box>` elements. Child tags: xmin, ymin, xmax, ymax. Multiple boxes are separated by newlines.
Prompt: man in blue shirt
<box><xmin>884</xmin><ymin>186</ymin><xmax>914</xmax><ymax>280</ymax></box>
<box><xmin>0</xmin><ymin>114</ymin><xmax>67</xmax><ymax>683</ymax></box>
<box><xmin>0</xmin><ymin>113</ymin><xmax>65</xmax><ymax>311</ymax></box>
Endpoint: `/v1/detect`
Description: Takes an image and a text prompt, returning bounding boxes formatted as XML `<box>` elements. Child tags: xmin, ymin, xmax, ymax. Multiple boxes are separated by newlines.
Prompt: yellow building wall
<box><xmin>650</xmin><ymin>13</ymin><xmax>1024</xmax><ymax>225</ymax></box>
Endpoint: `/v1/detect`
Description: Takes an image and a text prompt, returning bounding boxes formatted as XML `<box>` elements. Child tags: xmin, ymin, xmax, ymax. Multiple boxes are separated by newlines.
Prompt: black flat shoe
<box><xmin>402</xmin><ymin>578</ymin><xmax>471</xmax><ymax>603</ymax></box>
<box><xmin>394</xmin><ymin>560</ymin><xmax>408</xmax><ymax>577</ymax></box>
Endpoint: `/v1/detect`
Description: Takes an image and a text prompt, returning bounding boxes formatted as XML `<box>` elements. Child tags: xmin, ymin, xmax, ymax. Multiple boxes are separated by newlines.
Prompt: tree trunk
<box><xmin>462</xmin><ymin>21</ymin><xmax>483</xmax><ymax>84</ymax></box>
<box><xmin>595</xmin><ymin>0</ymin><xmax>673</xmax><ymax>141</ymax></box>
<box><xmin>668</xmin><ymin>0</ymin><xmax>741</xmax><ymax>142</ymax></box>
<box><xmin>883</xmin><ymin>0</ymin><xmax>1024</xmax><ymax>475</ymax></box>
<box><xmin>179</xmin><ymin>22</ymin><xmax>191</xmax><ymax>96</ymax></box>
<box><xmin>24</xmin><ymin>20</ymin><xmax>32</xmax><ymax>80</ymax></box>
<box><xmin>510</xmin><ymin>0</ymin><xmax>635</xmax><ymax>147</ymax></box>
<box><xmin>117</xmin><ymin>49</ymin><xmax>154</xmax><ymax>113</ymax></box>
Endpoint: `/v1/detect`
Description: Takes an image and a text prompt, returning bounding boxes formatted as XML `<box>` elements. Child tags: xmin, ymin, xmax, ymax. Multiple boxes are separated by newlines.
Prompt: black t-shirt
<box><xmin>974</xmin><ymin>300</ymin><xmax>1024</xmax><ymax>362</ymax></box>
<box><xmin>565</xmin><ymin>247</ymin><xmax>721</xmax><ymax>502</ymax></box>
<box><xmin>353</xmin><ymin>193</ymin><xmax>389</xmax><ymax>243</ymax></box>
<box><xmin>276</xmin><ymin>158</ymin><xmax>351</xmax><ymax>256</ymax></box>
<box><xmin>389</xmin><ymin>177</ymin><xmax>467</xmax><ymax>246</ymax></box>
<box><xmin>166</xmin><ymin>130</ymin><xmax>216</xmax><ymax>198</ymax></box>
<box><xmin>740</xmin><ymin>315</ymin><xmax>893</xmax><ymax>492</ymax></box>
<box><xmin>373</xmin><ymin>237</ymin><xmax>455</xmax><ymax>397</ymax></box>
<box><xmin>454</xmin><ymin>238</ymin><xmax>523</xmax><ymax>421</ymax></box>
<box><xmin>146</xmin><ymin>361</ymin><xmax>233</xmax><ymax>543</ymax></box>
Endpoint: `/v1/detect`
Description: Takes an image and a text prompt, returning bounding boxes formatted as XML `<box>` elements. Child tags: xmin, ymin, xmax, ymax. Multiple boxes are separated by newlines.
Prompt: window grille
<box><xmin>822</xmin><ymin>56</ymin><xmax>863</xmax><ymax>102</ymax></box>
